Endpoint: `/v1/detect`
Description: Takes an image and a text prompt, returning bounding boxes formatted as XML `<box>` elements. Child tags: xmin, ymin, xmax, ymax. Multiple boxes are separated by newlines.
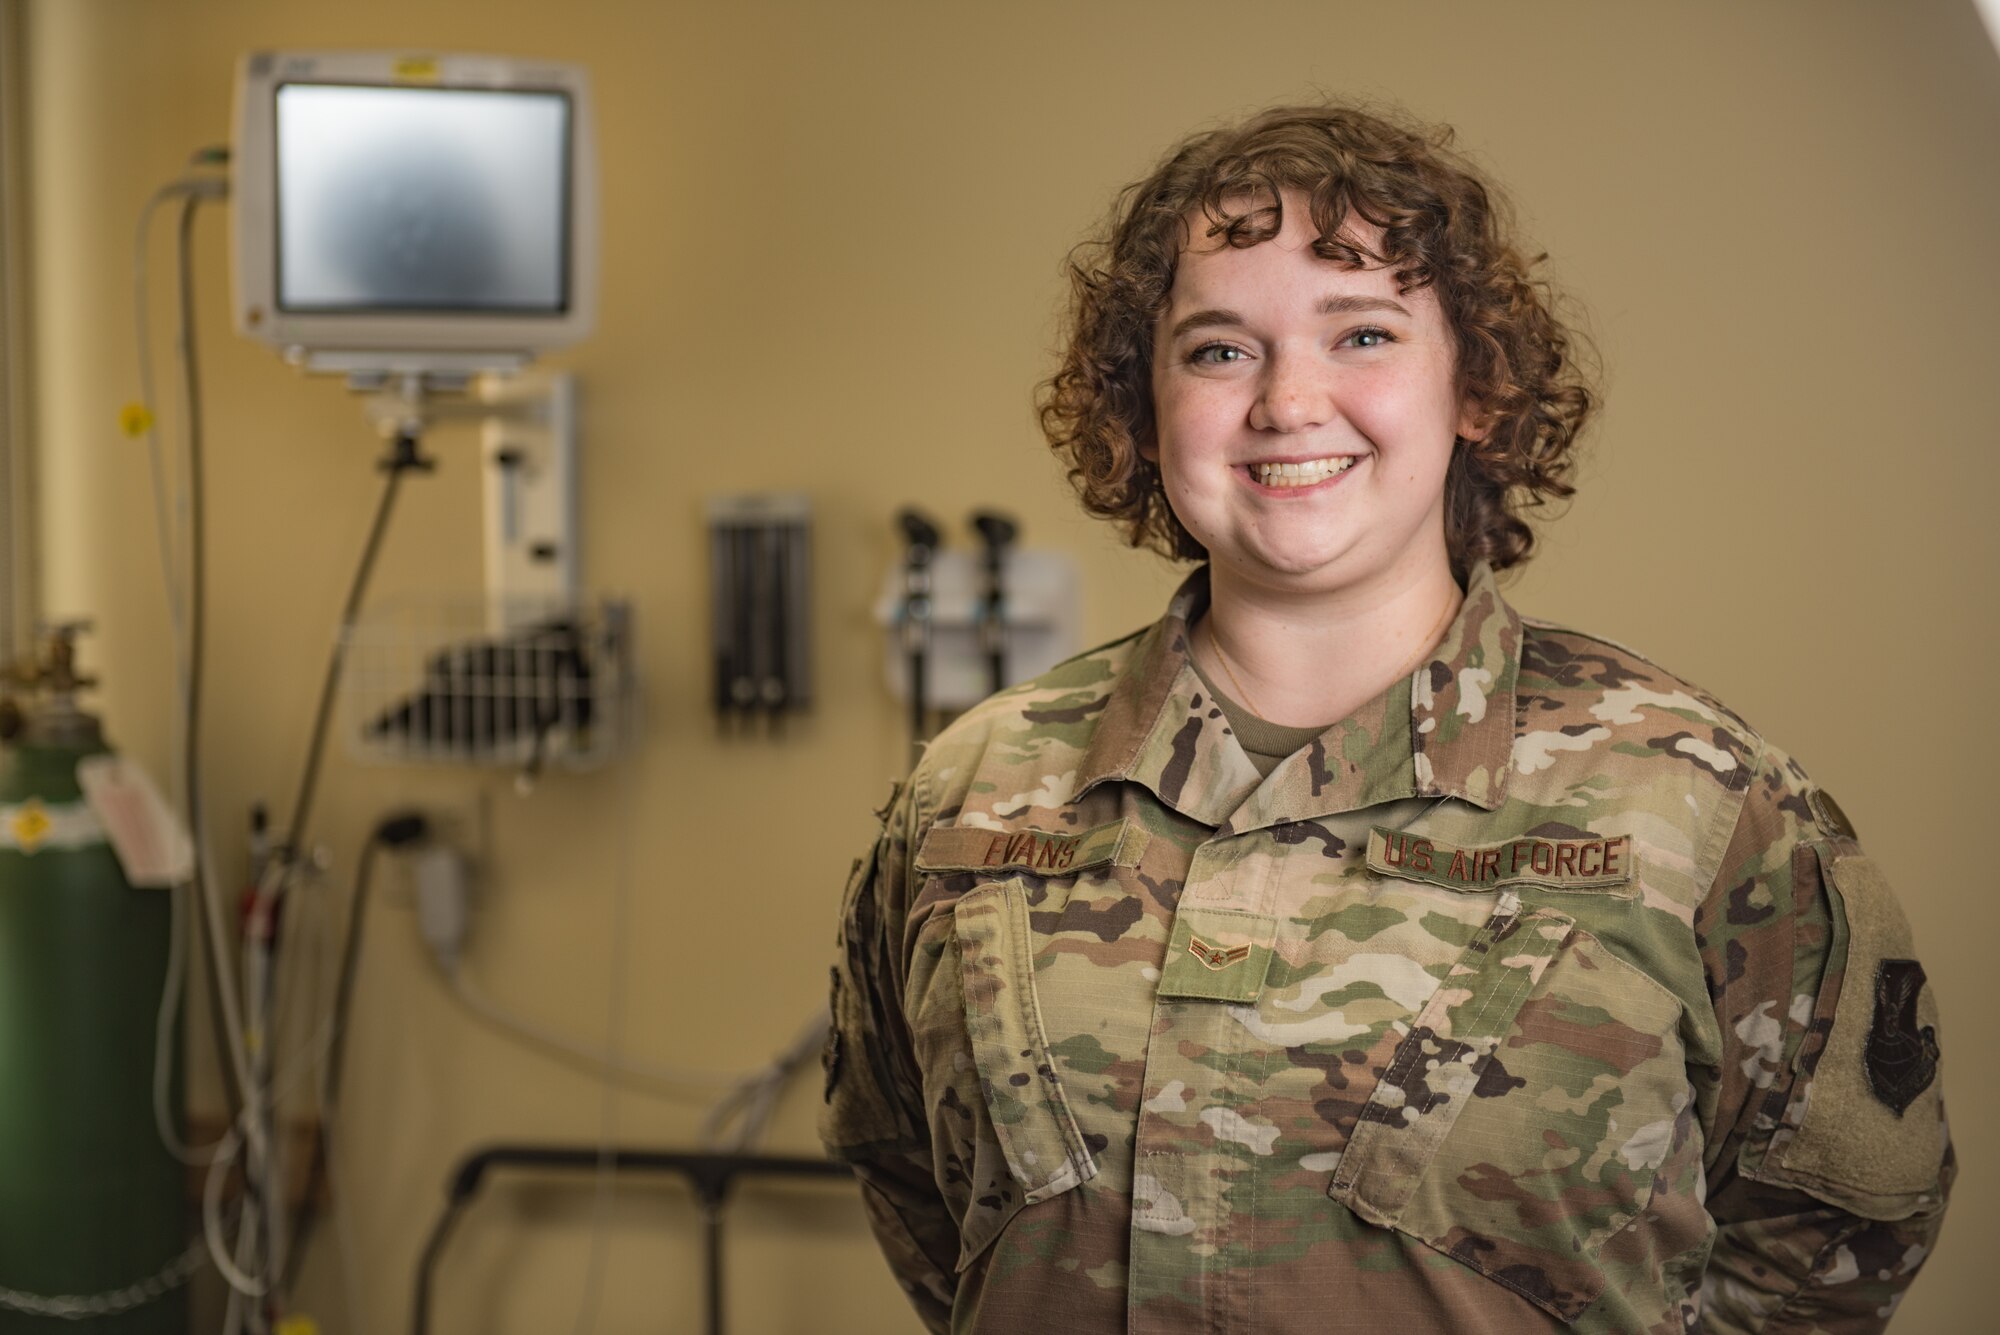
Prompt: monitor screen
<box><xmin>274</xmin><ymin>82</ymin><xmax>571</xmax><ymax>315</ymax></box>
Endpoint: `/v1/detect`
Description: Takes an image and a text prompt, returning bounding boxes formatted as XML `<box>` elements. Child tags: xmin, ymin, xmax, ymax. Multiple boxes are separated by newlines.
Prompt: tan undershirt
<box><xmin>1187</xmin><ymin>653</ymin><xmax>1331</xmax><ymax>778</ymax></box>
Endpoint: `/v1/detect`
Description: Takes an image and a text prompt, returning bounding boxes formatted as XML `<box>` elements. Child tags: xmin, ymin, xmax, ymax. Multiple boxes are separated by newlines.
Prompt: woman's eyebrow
<box><xmin>1168</xmin><ymin>295</ymin><xmax>1412</xmax><ymax>340</ymax></box>
<box><xmin>1167</xmin><ymin>308</ymin><xmax>1244</xmax><ymax>339</ymax></box>
<box><xmin>1317</xmin><ymin>294</ymin><xmax>1410</xmax><ymax>317</ymax></box>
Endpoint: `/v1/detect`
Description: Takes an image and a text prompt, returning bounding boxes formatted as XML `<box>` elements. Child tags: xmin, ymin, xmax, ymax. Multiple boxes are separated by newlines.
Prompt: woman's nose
<box><xmin>1249</xmin><ymin>350</ymin><xmax>1333</xmax><ymax>433</ymax></box>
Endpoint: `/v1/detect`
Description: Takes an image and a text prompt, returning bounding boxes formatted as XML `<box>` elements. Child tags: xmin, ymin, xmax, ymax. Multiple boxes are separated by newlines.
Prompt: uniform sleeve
<box><xmin>818</xmin><ymin>775</ymin><xmax>957</xmax><ymax>1333</ymax></box>
<box><xmin>1693</xmin><ymin>748</ymin><xmax>1952</xmax><ymax>1333</ymax></box>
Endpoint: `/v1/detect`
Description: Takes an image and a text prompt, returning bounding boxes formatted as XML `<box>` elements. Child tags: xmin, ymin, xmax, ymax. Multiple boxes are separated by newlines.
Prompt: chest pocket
<box><xmin>1327</xmin><ymin>886</ymin><xmax>1687</xmax><ymax>1325</ymax></box>
<box><xmin>913</xmin><ymin>820</ymin><xmax>1150</xmax><ymax>1270</ymax></box>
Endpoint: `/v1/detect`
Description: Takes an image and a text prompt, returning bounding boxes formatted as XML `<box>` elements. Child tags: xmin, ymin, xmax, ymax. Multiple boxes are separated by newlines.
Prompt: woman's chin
<box><xmin>1222</xmin><ymin>549</ymin><xmax>1360</xmax><ymax>589</ymax></box>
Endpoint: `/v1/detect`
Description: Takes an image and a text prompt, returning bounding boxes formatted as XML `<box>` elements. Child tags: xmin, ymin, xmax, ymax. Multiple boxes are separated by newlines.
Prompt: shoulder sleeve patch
<box><xmin>1868</xmin><ymin>958</ymin><xmax>1940</xmax><ymax>1114</ymax></box>
<box><xmin>1748</xmin><ymin>846</ymin><xmax>1946</xmax><ymax>1221</ymax></box>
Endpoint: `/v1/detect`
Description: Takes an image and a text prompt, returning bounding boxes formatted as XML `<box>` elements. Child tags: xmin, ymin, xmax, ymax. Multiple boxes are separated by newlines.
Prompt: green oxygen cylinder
<box><xmin>0</xmin><ymin>626</ymin><xmax>187</xmax><ymax>1333</ymax></box>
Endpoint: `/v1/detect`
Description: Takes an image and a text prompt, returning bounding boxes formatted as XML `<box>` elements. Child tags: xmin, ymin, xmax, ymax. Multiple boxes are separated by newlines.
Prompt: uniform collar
<box><xmin>1075</xmin><ymin>563</ymin><xmax>1521</xmax><ymax>830</ymax></box>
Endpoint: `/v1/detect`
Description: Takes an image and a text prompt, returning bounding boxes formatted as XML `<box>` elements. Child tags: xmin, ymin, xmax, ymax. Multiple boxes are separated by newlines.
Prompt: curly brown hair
<box><xmin>1038</xmin><ymin>102</ymin><xmax>1596</xmax><ymax>581</ymax></box>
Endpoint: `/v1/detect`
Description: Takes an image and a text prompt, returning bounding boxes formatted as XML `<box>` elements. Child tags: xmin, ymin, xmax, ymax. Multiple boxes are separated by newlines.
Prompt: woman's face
<box><xmin>1146</xmin><ymin>195</ymin><xmax>1479</xmax><ymax>600</ymax></box>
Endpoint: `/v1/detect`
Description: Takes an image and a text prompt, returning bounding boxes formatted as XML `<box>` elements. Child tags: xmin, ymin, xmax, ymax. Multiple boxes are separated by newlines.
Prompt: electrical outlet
<box><xmin>375</xmin><ymin>790</ymin><xmax>491</xmax><ymax>911</ymax></box>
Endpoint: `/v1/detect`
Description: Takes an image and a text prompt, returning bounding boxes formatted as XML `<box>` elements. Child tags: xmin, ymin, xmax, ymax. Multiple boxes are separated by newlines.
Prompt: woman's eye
<box><xmin>1188</xmin><ymin>342</ymin><xmax>1248</xmax><ymax>366</ymax></box>
<box><xmin>1344</xmin><ymin>326</ymin><xmax>1394</xmax><ymax>349</ymax></box>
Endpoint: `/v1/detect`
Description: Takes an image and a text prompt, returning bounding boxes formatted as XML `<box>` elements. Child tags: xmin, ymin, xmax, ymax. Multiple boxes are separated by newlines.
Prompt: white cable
<box><xmin>183</xmin><ymin>164</ymin><xmax>308</xmax><ymax>1328</ymax></box>
<box><xmin>202</xmin><ymin>999</ymin><xmax>337</xmax><ymax>1300</ymax></box>
<box><xmin>203</xmin><ymin>1128</ymin><xmax>269</xmax><ymax>1299</ymax></box>
<box><xmin>415</xmin><ymin>831</ymin><xmax>828</xmax><ymax>1125</ymax></box>
<box><xmin>699</xmin><ymin>1007</ymin><xmax>830</xmax><ymax>1151</ymax></box>
<box><xmin>171</xmin><ymin>239</ymin><xmax>264</xmax><ymax>1191</ymax></box>
<box><xmin>744</xmin><ymin>1011</ymin><xmax>828</xmax><ymax>1144</ymax></box>
<box><xmin>245</xmin><ymin>856</ymin><xmax>335</xmax><ymax>1303</ymax></box>
<box><xmin>136</xmin><ymin>177</ymin><xmax>235</xmax><ymax>1170</ymax></box>
<box><xmin>135</xmin><ymin>173</ymin><xmax>278</xmax><ymax>1308</ymax></box>
<box><xmin>445</xmin><ymin>966</ymin><xmax>744</xmax><ymax>1096</ymax></box>
<box><xmin>192</xmin><ymin>624</ymin><xmax>272</xmax><ymax>1308</ymax></box>
<box><xmin>221</xmin><ymin>1268</ymin><xmax>242</xmax><ymax>1335</ymax></box>
<box><xmin>418</xmin><ymin>841</ymin><xmax>743</xmax><ymax>1095</ymax></box>
<box><xmin>133</xmin><ymin>169</ymin><xmax>269</xmax><ymax>1189</ymax></box>
<box><xmin>152</xmin><ymin>877</ymin><xmax>226</xmax><ymax>1164</ymax></box>
<box><xmin>132</xmin><ymin>170</ymin><xmax>227</xmax><ymax>762</ymax></box>
<box><xmin>130</xmin><ymin>180</ymin><xmax>201</xmax><ymax>685</ymax></box>
<box><xmin>222</xmin><ymin>1186</ymin><xmax>257</xmax><ymax>1335</ymax></box>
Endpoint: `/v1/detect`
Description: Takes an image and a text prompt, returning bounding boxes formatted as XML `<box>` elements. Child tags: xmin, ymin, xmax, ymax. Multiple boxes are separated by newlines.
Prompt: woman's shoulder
<box><xmin>907</xmin><ymin>622</ymin><xmax>1158</xmax><ymax>817</ymax></box>
<box><xmin>1501</xmin><ymin>614</ymin><xmax>1869</xmax><ymax>931</ymax></box>
<box><xmin>1510</xmin><ymin>612</ymin><xmax>1833</xmax><ymax>830</ymax></box>
<box><xmin>1514</xmin><ymin>613</ymin><xmax>1761</xmax><ymax>743</ymax></box>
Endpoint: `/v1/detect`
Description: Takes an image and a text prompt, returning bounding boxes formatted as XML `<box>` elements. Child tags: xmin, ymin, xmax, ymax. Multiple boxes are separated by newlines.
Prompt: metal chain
<box><xmin>0</xmin><ymin>1239</ymin><xmax>206</xmax><ymax>1320</ymax></box>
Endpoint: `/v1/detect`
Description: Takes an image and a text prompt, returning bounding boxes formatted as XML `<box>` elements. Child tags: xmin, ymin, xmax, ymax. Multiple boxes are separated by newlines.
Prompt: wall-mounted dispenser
<box><xmin>708</xmin><ymin>493</ymin><xmax>812</xmax><ymax>731</ymax></box>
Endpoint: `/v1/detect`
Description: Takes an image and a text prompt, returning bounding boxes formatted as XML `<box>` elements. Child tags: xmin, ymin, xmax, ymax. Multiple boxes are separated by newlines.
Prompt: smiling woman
<box><xmin>1143</xmin><ymin>200</ymin><xmax>1484</xmax><ymax>726</ymax></box>
<box><xmin>820</xmin><ymin>101</ymin><xmax>1952</xmax><ymax>1335</ymax></box>
<box><xmin>1042</xmin><ymin>107</ymin><xmax>1590</xmax><ymax>584</ymax></box>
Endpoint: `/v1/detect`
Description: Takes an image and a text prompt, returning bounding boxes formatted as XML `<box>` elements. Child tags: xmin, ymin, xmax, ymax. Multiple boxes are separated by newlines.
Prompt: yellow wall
<box><xmin>21</xmin><ymin>1</ymin><xmax>1999</xmax><ymax>1331</ymax></box>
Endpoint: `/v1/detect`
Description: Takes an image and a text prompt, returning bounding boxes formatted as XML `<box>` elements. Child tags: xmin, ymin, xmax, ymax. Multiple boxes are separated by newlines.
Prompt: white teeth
<box><xmin>1249</xmin><ymin>456</ymin><xmax>1356</xmax><ymax>487</ymax></box>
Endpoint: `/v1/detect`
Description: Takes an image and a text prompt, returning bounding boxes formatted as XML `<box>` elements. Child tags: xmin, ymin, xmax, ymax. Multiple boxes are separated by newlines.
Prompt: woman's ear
<box><xmin>1137</xmin><ymin>432</ymin><xmax>1160</xmax><ymax>464</ymax></box>
<box><xmin>1456</xmin><ymin>396</ymin><xmax>1489</xmax><ymax>444</ymax></box>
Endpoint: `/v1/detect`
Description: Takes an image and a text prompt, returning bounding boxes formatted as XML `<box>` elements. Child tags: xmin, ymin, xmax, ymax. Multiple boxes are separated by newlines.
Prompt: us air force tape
<box><xmin>1366</xmin><ymin>827</ymin><xmax>1635</xmax><ymax>894</ymax></box>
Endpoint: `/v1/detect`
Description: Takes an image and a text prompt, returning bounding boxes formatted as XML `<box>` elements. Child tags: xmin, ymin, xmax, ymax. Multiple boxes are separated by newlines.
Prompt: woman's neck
<box><xmin>1194</xmin><ymin>555</ymin><xmax>1464</xmax><ymax>728</ymax></box>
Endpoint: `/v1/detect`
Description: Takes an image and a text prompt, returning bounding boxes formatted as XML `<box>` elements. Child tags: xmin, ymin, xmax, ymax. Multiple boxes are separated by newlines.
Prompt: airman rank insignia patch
<box><xmin>1157</xmin><ymin>911</ymin><xmax>1272</xmax><ymax>1002</ymax></box>
<box><xmin>1366</xmin><ymin>826</ymin><xmax>1635</xmax><ymax>893</ymax></box>
<box><xmin>1187</xmin><ymin>936</ymin><xmax>1251</xmax><ymax>971</ymax></box>
<box><xmin>1866</xmin><ymin>959</ymin><xmax>1940</xmax><ymax>1115</ymax></box>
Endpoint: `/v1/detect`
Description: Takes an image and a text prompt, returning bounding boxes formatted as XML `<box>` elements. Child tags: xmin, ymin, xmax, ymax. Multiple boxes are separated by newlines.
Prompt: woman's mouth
<box><xmin>1241</xmin><ymin>455</ymin><xmax>1361</xmax><ymax>490</ymax></box>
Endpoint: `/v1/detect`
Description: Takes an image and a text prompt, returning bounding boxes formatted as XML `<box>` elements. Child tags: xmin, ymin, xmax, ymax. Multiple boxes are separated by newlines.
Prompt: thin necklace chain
<box><xmin>1203</xmin><ymin>624</ymin><xmax>1266</xmax><ymax>717</ymax></box>
<box><xmin>1199</xmin><ymin>590</ymin><xmax>1464</xmax><ymax>722</ymax></box>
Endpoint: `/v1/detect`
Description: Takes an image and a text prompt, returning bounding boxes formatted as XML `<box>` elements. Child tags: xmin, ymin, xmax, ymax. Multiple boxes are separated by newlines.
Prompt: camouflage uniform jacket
<box><xmin>820</xmin><ymin>564</ymin><xmax>1951</xmax><ymax>1334</ymax></box>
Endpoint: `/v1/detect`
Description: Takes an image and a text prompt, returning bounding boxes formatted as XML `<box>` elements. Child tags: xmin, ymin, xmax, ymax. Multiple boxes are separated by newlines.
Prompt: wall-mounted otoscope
<box><xmin>873</xmin><ymin>511</ymin><xmax>1080</xmax><ymax>746</ymax></box>
<box><xmin>970</xmin><ymin>511</ymin><xmax>1018</xmax><ymax>698</ymax></box>
<box><xmin>896</xmin><ymin>508</ymin><xmax>940</xmax><ymax>762</ymax></box>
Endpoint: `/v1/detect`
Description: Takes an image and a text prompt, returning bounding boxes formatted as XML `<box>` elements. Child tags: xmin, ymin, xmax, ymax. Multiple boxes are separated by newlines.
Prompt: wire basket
<box><xmin>340</xmin><ymin>595</ymin><xmax>635</xmax><ymax>772</ymax></box>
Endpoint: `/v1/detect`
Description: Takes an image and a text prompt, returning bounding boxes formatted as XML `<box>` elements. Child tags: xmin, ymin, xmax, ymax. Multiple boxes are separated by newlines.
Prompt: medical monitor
<box><xmin>232</xmin><ymin>51</ymin><xmax>597</xmax><ymax>374</ymax></box>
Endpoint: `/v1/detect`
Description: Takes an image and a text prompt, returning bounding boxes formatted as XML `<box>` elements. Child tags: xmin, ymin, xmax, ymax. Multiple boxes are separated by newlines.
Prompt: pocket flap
<box><xmin>1331</xmin><ymin>893</ymin><xmax>1578</xmax><ymax>1225</ymax></box>
<box><xmin>1328</xmin><ymin>897</ymin><xmax>1686</xmax><ymax>1326</ymax></box>
<box><xmin>952</xmin><ymin>883</ymin><xmax>1101</xmax><ymax>1207</ymax></box>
